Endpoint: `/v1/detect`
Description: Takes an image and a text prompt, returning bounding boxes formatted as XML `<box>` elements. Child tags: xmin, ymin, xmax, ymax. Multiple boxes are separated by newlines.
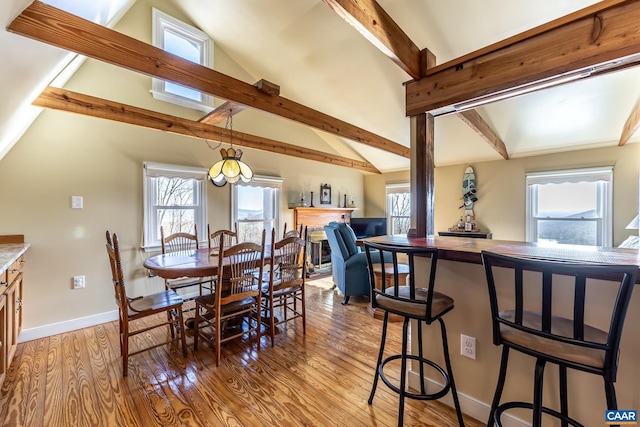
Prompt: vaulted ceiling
<box><xmin>2</xmin><ymin>0</ymin><xmax>640</xmax><ymax>172</ymax></box>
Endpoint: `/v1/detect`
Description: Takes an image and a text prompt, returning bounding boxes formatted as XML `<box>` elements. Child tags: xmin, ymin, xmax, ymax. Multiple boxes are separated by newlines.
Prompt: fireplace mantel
<box><xmin>292</xmin><ymin>207</ymin><xmax>357</xmax><ymax>232</ymax></box>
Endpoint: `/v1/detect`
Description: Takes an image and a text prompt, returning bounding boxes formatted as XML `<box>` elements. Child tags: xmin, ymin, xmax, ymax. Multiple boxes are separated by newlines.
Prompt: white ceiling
<box><xmin>2</xmin><ymin>0</ymin><xmax>639</xmax><ymax>171</ymax></box>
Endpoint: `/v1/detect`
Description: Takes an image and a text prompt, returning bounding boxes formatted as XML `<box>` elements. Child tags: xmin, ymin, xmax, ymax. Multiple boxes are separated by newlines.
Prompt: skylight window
<box><xmin>151</xmin><ymin>8</ymin><xmax>214</xmax><ymax>112</ymax></box>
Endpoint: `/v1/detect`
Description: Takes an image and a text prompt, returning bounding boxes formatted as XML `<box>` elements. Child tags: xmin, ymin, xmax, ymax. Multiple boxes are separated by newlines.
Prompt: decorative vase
<box><xmin>310</xmin><ymin>191</ymin><xmax>314</xmax><ymax>207</ymax></box>
<box><xmin>343</xmin><ymin>194</ymin><xmax>347</xmax><ymax>208</ymax></box>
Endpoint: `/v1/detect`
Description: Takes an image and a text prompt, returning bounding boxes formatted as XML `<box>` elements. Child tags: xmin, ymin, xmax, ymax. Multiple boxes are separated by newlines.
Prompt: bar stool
<box><xmin>481</xmin><ymin>251</ymin><xmax>637</xmax><ymax>427</ymax></box>
<box><xmin>364</xmin><ymin>241</ymin><xmax>465</xmax><ymax>427</ymax></box>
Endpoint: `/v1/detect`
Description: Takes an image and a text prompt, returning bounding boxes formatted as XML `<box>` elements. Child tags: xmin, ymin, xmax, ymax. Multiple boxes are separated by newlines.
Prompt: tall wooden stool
<box><xmin>482</xmin><ymin>251</ymin><xmax>637</xmax><ymax>427</ymax></box>
<box><xmin>364</xmin><ymin>241</ymin><xmax>465</xmax><ymax>427</ymax></box>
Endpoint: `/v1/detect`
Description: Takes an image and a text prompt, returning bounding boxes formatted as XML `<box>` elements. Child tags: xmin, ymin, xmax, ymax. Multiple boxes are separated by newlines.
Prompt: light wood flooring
<box><xmin>0</xmin><ymin>277</ymin><xmax>483</xmax><ymax>426</ymax></box>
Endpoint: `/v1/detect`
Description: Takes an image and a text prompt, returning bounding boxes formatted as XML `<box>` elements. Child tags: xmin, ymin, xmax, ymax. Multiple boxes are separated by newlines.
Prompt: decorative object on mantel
<box><xmin>310</xmin><ymin>191</ymin><xmax>315</xmax><ymax>207</ymax></box>
<box><xmin>320</xmin><ymin>184</ymin><xmax>331</xmax><ymax>204</ymax></box>
<box><xmin>207</xmin><ymin>110</ymin><xmax>254</xmax><ymax>187</ymax></box>
<box><xmin>297</xmin><ymin>191</ymin><xmax>308</xmax><ymax>207</ymax></box>
<box><xmin>343</xmin><ymin>194</ymin><xmax>348</xmax><ymax>208</ymax></box>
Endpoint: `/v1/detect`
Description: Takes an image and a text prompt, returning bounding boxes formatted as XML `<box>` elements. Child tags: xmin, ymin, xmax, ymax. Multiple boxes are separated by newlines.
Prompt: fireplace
<box><xmin>292</xmin><ymin>207</ymin><xmax>356</xmax><ymax>273</ymax></box>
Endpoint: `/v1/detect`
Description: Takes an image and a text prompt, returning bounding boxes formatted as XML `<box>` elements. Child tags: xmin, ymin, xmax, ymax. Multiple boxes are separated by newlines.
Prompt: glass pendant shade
<box><xmin>208</xmin><ymin>148</ymin><xmax>253</xmax><ymax>187</ymax></box>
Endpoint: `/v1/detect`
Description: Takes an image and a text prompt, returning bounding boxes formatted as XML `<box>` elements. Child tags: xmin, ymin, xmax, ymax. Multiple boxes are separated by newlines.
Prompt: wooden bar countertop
<box><xmin>364</xmin><ymin>235</ymin><xmax>640</xmax><ymax>283</ymax></box>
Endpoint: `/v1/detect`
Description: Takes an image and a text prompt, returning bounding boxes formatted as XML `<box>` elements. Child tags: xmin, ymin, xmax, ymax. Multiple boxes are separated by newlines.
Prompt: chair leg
<box><xmin>439</xmin><ymin>318</ymin><xmax>465</xmax><ymax>427</ymax></box>
<box><xmin>122</xmin><ymin>320</ymin><xmax>129</xmax><ymax>377</ymax></box>
<box><xmin>604</xmin><ymin>378</ymin><xmax>618</xmax><ymax>413</ymax></box>
<box><xmin>397</xmin><ymin>316</ymin><xmax>410</xmax><ymax>427</ymax></box>
<box><xmin>559</xmin><ymin>365</ymin><xmax>568</xmax><ymax>427</ymax></box>
<box><xmin>341</xmin><ymin>295</ymin><xmax>350</xmax><ymax>305</ymax></box>
<box><xmin>368</xmin><ymin>310</ymin><xmax>389</xmax><ymax>404</ymax></box>
<box><xmin>488</xmin><ymin>346</ymin><xmax>510</xmax><ymax>427</ymax></box>
<box><xmin>215</xmin><ymin>313</ymin><xmax>222</xmax><ymax>367</ymax></box>
<box><xmin>193</xmin><ymin>302</ymin><xmax>200</xmax><ymax>351</ymax></box>
<box><xmin>417</xmin><ymin>320</ymin><xmax>426</xmax><ymax>395</ymax></box>
<box><xmin>269</xmin><ymin>294</ymin><xmax>276</xmax><ymax>347</ymax></box>
<box><xmin>532</xmin><ymin>358</ymin><xmax>546</xmax><ymax>427</ymax></box>
<box><xmin>301</xmin><ymin>289</ymin><xmax>306</xmax><ymax>335</ymax></box>
<box><xmin>177</xmin><ymin>307</ymin><xmax>187</xmax><ymax>357</ymax></box>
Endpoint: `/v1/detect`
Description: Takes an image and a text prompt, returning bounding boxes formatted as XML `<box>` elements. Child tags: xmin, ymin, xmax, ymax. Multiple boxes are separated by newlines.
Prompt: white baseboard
<box><xmin>19</xmin><ymin>310</ymin><xmax>119</xmax><ymax>343</ymax></box>
<box><xmin>408</xmin><ymin>370</ymin><xmax>530</xmax><ymax>427</ymax></box>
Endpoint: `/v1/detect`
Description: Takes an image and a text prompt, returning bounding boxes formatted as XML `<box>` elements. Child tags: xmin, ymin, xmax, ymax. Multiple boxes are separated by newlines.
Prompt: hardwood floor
<box><xmin>0</xmin><ymin>278</ymin><xmax>482</xmax><ymax>426</ymax></box>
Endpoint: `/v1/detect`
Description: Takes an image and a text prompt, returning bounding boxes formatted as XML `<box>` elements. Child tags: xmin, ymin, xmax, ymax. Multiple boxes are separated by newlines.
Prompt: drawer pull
<box><xmin>0</xmin><ymin>281</ymin><xmax>6</xmax><ymax>286</ymax></box>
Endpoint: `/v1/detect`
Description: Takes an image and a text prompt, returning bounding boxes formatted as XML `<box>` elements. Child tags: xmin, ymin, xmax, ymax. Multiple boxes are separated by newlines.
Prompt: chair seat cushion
<box><xmin>499</xmin><ymin>310</ymin><xmax>607</xmax><ymax>368</ymax></box>
<box><xmin>195</xmin><ymin>293</ymin><xmax>256</xmax><ymax>313</ymax></box>
<box><xmin>376</xmin><ymin>286</ymin><xmax>453</xmax><ymax>318</ymax></box>
<box><xmin>128</xmin><ymin>289</ymin><xmax>183</xmax><ymax>315</ymax></box>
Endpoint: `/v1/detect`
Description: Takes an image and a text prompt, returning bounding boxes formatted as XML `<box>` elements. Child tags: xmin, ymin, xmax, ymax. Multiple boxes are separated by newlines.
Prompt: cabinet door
<box><xmin>0</xmin><ymin>294</ymin><xmax>6</xmax><ymax>385</ymax></box>
<box><xmin>5</xmin><ymin>282</ymin><xmax>16</xmax><ymax>364</ymax></box>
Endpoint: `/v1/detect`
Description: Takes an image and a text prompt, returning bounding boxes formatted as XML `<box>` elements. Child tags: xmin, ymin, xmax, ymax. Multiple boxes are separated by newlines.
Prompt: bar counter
<box><xmin>366</xmin><ymin>234</ymin><xmax>640</xmax><ymax>281</ymax></box>
<box><xmin>363</xmin><ymin>234</ymin><xmax>640</xmax><ymax>423</ymax></box>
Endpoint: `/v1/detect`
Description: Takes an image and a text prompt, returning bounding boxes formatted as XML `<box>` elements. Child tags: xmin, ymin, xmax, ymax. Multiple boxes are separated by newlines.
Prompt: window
<box><xmin>143</xmin><ymin>162</ymin><xmax>207</xmax><ymax>250</ymax></box>
<box><xmin>232</xmin><ymin>176</ymin><xmax>283</xmax><ymax>244</ymax></box>
<box><xmin>526</xmin><ymin>167</ymin><xmax>613</xmax><ymax>246</ymax></box>
<box><xmin>386</xmin><ymin>184</ymin><xmax>411</xmax><ymax>235</ymax></box>
<box><xmin>151</xmin><ymin>8</ymin><xmax>213</xmax><ymax>111</ymax></box>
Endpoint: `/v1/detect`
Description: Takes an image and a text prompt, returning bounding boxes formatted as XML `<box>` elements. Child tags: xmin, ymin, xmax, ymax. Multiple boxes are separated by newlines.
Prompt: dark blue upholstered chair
<box><xmin>324</xmin><ymin>221</ymin><xmax>389</xmax><ymax>305</ymax></box>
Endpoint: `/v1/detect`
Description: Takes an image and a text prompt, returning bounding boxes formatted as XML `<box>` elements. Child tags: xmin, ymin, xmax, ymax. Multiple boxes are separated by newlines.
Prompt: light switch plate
<box><xmin>71</xmin><ymin>196</ymin><xmax>83</xmax><ymax>209</ymax></box>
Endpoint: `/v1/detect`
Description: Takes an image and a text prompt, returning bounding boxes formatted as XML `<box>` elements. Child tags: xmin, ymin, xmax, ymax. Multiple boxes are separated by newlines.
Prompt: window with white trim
<box><xmin>386</xmin><ymin>183</ymin><xmax>411</xmax><ymax>235</ymax></box>
<box><xmin>525</xmin><ymin>167</ymin><xmax>613</xmax><ymax>246</ymax></box>
<box><xmin>143</xmin><ymin>162</ymin><xmax>207</xmax><ymax>251</ymax></box>
<box><xmin>151</xmin><ymin>8</ymin><xmax>213</xmax><ymax>112</ymax></box>
<box><xmin>232</xmin><ymin>176</ymin><xmax>283</xmax><ymax>244</ymax></box>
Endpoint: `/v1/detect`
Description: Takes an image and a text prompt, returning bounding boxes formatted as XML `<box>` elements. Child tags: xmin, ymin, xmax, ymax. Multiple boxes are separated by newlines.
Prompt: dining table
<box><xmin>144</xmin><ymin>247</ymin><xmax>223</xmax><ymax>280</ymax></box>
<box><xmin>143</xmin><ymin>246</ymin><xmax>277</xmax><ymax>329</ymax></box>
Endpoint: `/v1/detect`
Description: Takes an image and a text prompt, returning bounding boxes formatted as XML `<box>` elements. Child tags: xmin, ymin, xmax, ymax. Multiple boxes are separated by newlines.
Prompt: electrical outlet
<box><xmin>461</xmin><ymin>334</ymin><xmax>476</xmax><ymax>360</ymax></box>
<box><xmin>73</xmin><ymin>275</ymin><xmax>85</xmax><ymax>289</ymax></box>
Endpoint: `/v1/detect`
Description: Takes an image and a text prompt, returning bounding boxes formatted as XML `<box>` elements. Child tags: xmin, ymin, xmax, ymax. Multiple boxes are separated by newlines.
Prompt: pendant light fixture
<box><xmin>208</xmin><ymin>111</ymin><xmax>254</xmax><ymax>187</ymax></box>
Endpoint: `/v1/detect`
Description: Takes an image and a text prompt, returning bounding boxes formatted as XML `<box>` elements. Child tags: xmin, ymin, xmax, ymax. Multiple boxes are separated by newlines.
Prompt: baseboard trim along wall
<box><xmin>19</xmin><ymin>310</ymin><xmax>119</xmax><ymax>343</ymax></box>
<box><xmin>408</xmin><ymin>370</ymin><xmax>528</xmax><ymax>427</ymax></box>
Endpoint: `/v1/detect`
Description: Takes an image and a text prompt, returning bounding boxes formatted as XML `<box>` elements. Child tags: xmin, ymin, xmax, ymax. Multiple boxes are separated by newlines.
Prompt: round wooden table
<box><xmin>367</xmin><ymin>263</ymin><xmax>409</xmax><ymax>322</ymax></box>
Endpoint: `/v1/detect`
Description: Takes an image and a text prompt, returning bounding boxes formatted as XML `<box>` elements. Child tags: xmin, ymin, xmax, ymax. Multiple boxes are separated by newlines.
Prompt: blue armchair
<box><xmin>324</xmin><ymin>222</ymin><xmax>389</xmax><ymax>305</ymax></box>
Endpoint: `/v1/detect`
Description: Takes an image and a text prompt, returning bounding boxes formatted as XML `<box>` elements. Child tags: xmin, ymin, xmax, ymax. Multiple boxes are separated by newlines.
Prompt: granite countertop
<box><xmin>0</xmin><ymin>243</ymin><xmax>31</xmax><ymax>273</ymax></box>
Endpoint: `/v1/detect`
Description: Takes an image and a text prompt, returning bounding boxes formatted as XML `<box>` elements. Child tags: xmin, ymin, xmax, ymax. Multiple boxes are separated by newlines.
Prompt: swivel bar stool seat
<box><xmin>481</xmin><ymin>251</ymin><xmax>637</xmax><ymax>427</ymax></box>
<box><xmin>364</xmin><ymin>241</ymin><xmax>465</xmax><ymax>427</ymax></box>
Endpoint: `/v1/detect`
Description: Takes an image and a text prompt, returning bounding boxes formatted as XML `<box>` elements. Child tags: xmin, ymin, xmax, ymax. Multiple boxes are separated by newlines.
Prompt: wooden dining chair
<box><xmin>161</xmin><ymin>225</ymin><xmax>211</xmax><ymax>296</ymax></box>
<box><xmin>207</xmin><ymin>223</ymin><xmax>238</xmax><ymax>249</ymax></box>
<box><xmin>282</xmin><ymin>222</ymin><xmax>304</xmax><ymax>239</ymax></box>
<box><xmin>263</xmin><ymin>227</ymin><xmax>307</xmax><ymax>346</ymax></box>
<box><xmin>105</xmin><ymin>231</ymin><xmax>187</xmax><ymax>377</ymax></box>
<box><xmin>193</xmin><ymin>229</ymin><xmax>266</xmax><ymax>366</ymax></box>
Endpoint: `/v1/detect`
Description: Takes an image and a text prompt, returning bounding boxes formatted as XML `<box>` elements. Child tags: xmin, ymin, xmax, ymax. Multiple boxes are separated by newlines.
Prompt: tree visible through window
<box><xmin>143</xmin><ymin>163</ymin><xmax>207</xmax><ymax>250</ymax></box>
<box><xmin>386</xmin><ymin>184</ymin><xmax>411</xmax><ymax>235</ymax></box>
<box><xmin>232</xmin><ymin>177</ymin><xmax>283</xmax><ymax>244</ymax></box>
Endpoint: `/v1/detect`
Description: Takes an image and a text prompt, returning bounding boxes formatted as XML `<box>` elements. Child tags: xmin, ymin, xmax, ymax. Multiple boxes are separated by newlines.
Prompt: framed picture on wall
<box><xmin>320</xmin><ymin>184</ymin><xmax>331</xmax><ymax>204</ymax></box>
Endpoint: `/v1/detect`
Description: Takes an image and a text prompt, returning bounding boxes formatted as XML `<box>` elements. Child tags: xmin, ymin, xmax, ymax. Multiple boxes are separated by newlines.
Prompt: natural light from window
<box><xmin>526</xmin><ymin>167</ymin><xmax>612</xmax><ymax>247</ymax></box>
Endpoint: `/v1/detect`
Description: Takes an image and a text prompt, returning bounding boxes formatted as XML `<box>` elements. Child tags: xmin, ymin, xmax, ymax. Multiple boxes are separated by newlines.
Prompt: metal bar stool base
<box><xmin>494</xmin><ymin>401</ymin><xmax>585</xmax><ymax>427</ymax></box>
<box><xmin>378</xmin><ymin>353</ymin><xmax>451</xmax><ymax>401</ymax></box>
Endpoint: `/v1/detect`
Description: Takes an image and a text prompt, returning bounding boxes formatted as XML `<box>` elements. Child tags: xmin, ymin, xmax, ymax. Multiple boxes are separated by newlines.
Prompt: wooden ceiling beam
<box><xmin>9</xmin><ymin>1</ymin><xmax>409</xmax><ymax>159</ymax></box>
<box><xmin>619</xmin><ymin>99</ymin><xmax>640</xmax><ymax>146</ymax></box>
<box><xmin>323</xmin><ymin>0</ymin><xmax>507</xmax><ymax>158</ymax></box>
<box><xmin>406</xmin><ymin>0</ymin><xmax>640</xmax><ymax>115</ymax></box>
<box><xmin>199</xmin><ymin>79</ymin><xmax>280</xmax><ymax>125</ymax></box>
<box><xmin>456</xmin><ymin>110</ymin><xmax>509</xmax><ymax>159</ymax></box>
<box><xmin>34</xmin><ymin>87</ymin><xmax>381</xmax><ymax>174</ymax></box>
<box><xmin>321</xmin><ymin>0</ymin><xmax>423</xmax><ymax>79</ymax></box>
